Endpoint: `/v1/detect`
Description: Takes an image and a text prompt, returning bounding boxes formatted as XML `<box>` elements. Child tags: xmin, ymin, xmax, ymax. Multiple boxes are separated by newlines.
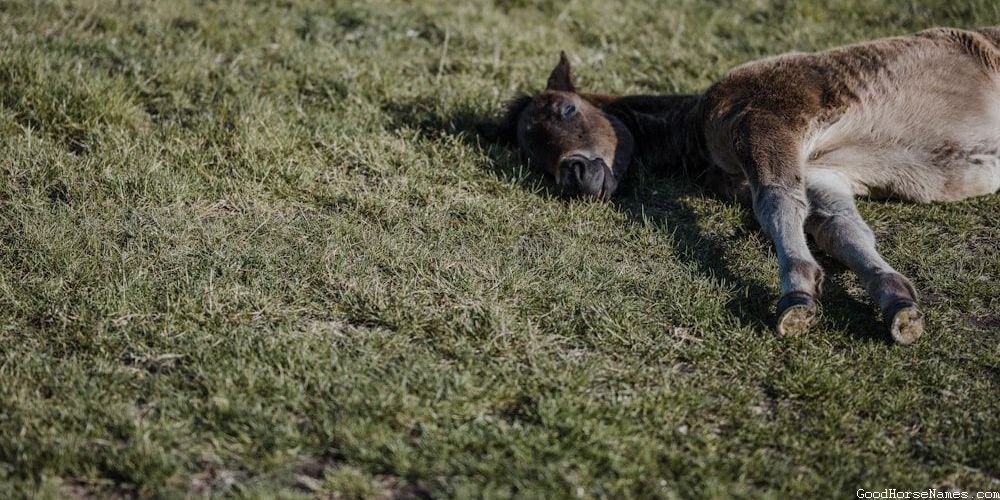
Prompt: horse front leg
<box><xmin>751</xmin><ymin>182</ymin><xmax>826</xmax><ymax>335</ymax></box>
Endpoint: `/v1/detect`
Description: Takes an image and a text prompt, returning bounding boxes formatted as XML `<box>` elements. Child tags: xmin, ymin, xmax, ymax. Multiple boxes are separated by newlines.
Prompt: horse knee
<box><xmin>807</xmin><ymin>210</ymin><xmax>874</xmax><ymax>252</ymax></box>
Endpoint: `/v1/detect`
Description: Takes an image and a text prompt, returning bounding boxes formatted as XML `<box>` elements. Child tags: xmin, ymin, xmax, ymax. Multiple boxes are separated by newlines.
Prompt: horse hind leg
<box><xmin>804</xmin><ymin>170</ymin><xmax>924</xmax><ymax>344</ymax></box>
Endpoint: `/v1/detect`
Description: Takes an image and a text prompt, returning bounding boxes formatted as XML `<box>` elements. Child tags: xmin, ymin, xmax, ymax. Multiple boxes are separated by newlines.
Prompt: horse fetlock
<box><xmin>870</xmin><ymin>272</ymin><xmax>918</xmax><ymax>312</ymax></box>
<box><xmin>785</xmin><ymin>257</ymin><xmax>825</xmax><ymax>297</ymax></box>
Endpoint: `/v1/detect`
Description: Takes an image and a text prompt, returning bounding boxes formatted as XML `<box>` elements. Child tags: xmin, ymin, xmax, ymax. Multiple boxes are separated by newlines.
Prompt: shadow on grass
<box><xmin>812</xmin><ymin>255</ymin><xmax>891</xmax><ymax>343</ymax></box>
<box><xmin>384</xmin><ymin>99</ymin><xmax>892</xmax><ymax>343</ymax></box>
<box><xmin>383</xmin><ymin>100</ymin><xmax>568</xmax><ymax>200</ymax></box>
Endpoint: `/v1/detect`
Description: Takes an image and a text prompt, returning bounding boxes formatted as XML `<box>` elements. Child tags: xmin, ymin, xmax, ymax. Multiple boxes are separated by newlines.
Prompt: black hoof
<box><xmin>776</xmin><ymin>292</ymin><xmax>818</xmax><ymax>336</ymax></box>
<box><xmin>885</xmin><ymin>299</ymin><xmax>923</xmax><ymax>345</ymax></box>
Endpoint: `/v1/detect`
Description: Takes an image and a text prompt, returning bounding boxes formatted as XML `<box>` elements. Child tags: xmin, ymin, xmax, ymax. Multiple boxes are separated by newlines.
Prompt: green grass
<box><xmin>1</xmin><ymin>0</ymin><xmax>998</xmax><ymax>497</ymax></box>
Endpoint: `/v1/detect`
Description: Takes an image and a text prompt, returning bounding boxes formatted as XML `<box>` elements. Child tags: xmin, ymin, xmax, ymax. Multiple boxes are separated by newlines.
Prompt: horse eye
<box><xmin>560</xmin><ymin>103</ymin><xmax>577</xmax><ymax>118</ymax></box>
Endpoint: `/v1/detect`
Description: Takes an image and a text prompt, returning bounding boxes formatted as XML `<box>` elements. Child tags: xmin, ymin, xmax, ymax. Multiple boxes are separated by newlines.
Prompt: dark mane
<box><xmin>587</xmin><ymin>94</ymin><xmax>709</xmax><ymax>178</ymax></box>
<box><xmin>583</xmin><ymin>93</ymin><xmax>748</xmax><ymax>202</ymax></box>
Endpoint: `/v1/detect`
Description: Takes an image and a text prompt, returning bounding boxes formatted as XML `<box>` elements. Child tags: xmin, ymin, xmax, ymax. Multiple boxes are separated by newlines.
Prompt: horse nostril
<box><xmin>571</xmin><ymin>160</ymin><xmax>587</xmax><ymax>181</ymax></box>
<box><xmin>558</xmin><ymin>156</ymin><xmax>606</xmax><ymax>197</ymax></box>
<box><xmin>562</xmin><ymin>157</ymin><xmax>588</xmax><ymax>181</ymax></box>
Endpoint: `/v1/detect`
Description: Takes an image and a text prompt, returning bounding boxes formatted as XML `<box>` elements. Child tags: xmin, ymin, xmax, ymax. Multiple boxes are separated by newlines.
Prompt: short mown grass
<box><xmin>1</xmin><ymin>0</ymin><xmax>998</xmax><ymax>498</ymax></box>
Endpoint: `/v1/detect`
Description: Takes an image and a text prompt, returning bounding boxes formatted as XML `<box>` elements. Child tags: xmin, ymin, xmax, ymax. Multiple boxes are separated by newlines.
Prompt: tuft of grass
<box><xmin>1</xmin><ymin>0</ymin><xmax>998</xmax><ymax>497</ymax></box>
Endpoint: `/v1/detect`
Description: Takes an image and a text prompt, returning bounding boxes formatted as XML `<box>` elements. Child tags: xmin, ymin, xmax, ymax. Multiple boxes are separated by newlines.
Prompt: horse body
<box><xmin>491</xmin><ymin>27</ymin><xmax>1000</xmax><ymax>343</ymax></box>
<box><xmin>703</xmin><ymin>28</ymin><xmax>1000</xmax><ymax>203</ymax></box>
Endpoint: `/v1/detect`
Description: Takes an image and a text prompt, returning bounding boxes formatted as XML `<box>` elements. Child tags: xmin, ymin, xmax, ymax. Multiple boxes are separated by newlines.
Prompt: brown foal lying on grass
<box><xmin>488</xmin><ymin>27</ymin><xmax>1000</xmax><ymax>344</ymax></box>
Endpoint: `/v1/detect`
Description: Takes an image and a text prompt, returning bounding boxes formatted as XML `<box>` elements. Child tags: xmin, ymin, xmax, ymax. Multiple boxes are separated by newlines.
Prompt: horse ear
<box><xmin>546</xmin><ymin>51</ymin><xmax>575</xmax><ymax>92</ymax></box>
<box><xmin>477</xmin><ymin>94</ymin><xmax>532</xmax><ymax>146</ymax></box>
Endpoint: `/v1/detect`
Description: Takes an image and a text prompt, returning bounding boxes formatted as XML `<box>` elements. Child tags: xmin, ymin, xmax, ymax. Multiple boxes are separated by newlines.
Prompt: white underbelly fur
<box><xmin>802</xmin><ymin>62</ymin><xmax>1000</xmax><ymax>202</ymax></box>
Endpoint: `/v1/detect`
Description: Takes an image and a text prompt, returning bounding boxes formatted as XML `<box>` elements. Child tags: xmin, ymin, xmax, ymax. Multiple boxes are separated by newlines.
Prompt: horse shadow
<box><xmin>383</xmin><ymin>100</ymin><xmax>891</xmax><ymax>343</ymax></box>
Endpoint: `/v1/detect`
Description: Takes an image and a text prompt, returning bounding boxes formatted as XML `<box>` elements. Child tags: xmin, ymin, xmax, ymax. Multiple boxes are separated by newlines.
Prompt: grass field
<box><xmin>1</xmin><ymin>0</ymin><xmax>999</xmax><ymax>497</ymax></box>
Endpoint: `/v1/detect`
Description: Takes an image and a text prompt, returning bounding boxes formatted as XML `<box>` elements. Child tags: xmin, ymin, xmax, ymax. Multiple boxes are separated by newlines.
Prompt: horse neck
<box><xmin>582</xmin><ymin>93</ymin><xmax>709</xmax><ymax>177</ymax></box>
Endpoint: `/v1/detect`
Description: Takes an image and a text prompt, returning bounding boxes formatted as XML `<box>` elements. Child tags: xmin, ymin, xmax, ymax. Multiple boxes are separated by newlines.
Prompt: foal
<box><xmin>489</xmin><ymin>27</ymin><xmax>1000</xmax><ymax>344</ymax></box>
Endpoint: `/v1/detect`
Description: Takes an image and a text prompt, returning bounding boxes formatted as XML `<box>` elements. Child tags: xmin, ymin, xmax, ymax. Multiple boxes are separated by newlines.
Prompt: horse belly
<box><xmin>804</xmin><ymin>72</ymin><xmax>1000</xmax><ymax>202</ymax></box>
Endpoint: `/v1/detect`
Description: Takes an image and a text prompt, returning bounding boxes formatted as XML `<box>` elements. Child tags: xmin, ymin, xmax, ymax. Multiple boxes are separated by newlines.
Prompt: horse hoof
<box><xmin>886</xmin><ymin>300</ymin><xmax>923</xmax><ymax>345</ymax></box>
<box><xmin>776</xmin><ymin>292</ymin><xmax>818</xmax><ymax>336</ymax></box>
